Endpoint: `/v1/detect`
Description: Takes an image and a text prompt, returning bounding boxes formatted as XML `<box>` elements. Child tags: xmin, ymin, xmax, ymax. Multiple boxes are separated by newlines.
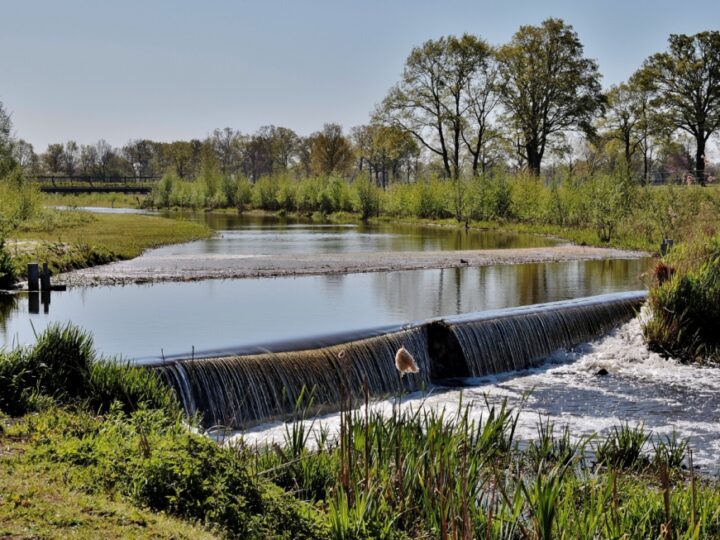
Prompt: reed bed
<box><xmin>234</xmin><ymin>392</ymin><xmax>720</xmax><ymax>539</ymax></box>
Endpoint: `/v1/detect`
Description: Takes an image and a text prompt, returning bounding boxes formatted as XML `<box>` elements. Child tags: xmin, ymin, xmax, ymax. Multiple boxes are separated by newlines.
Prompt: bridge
<box><xmin>30</xmin><ymin>175</ymin><xmax>161</xmax><ymax>194</ymax></box>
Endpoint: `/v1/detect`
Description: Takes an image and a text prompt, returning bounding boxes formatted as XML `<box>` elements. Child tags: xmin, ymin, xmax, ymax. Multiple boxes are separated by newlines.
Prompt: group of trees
<box><xmin>9</xmin><ymin>123</ymin><xmax>420</xmax><ymax>186</ymax></box>
<box><xmin>3</xmin><ymin>19</ymin><xmax>719</xmax><ymax>186</ymax></box>
<box><xmin>378</xmin><ymin>19</ymin><xmax>720</xmax><ymax>184</ymax></box>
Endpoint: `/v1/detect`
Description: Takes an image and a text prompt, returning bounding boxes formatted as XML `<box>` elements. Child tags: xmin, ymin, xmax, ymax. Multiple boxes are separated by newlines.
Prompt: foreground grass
<box><xmin>4</xmin><ymin>321</ymin><xmax>716</xmax><ymax>538</ymax></box>
<box><xmin>0</xmin><ymin>324</ymin><xmax>326</xmax><ymax>539</ymax></box>
<box><xmin>2</xmin><ymin>402</ymin><xmax>719</xmax><ymax>539</ymax></box>
<box><xmin>6</xmin><ymin>211</ymin><xmax>211</xmax><ymax>278</ymax></box>
<box><xmin>0</xmin><ymin>438</ymin><xmax>216</xmax><ymax>539</ymax></box>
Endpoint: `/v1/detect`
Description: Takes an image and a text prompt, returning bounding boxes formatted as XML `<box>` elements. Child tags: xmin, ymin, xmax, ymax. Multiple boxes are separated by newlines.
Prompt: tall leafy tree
<box><xmin>165</xmin><ymin>141</ymin><xmax>195</xmax><ymax>178</ymax></box>
<box><xmin>267</xmin><ymin>126</ymin><xmax>299</xmax><ymax>170</ymax></box>
<box><xmin>376</xmin><ymin>34</ymin><xmax>496</xmax><ymax>179</ymax></box>
<box><xmin>123</xmin><ymin>139</ymin><xmax>156</xmax><ymax>177</ymax></box>
<box><xmin>43</xmin><ymin>144</ymin><xmax>65</xmax><ymax>175</ymax></box>
<box><xmin>210</xmin><ymin>127</ymin><xmax>243</xmax><ymax>175</ymax></box>
<box><xmin>95</xmin><ymin>139</ymin><xmax>115</xmax><ymax>178</ymax></box>
<box><xmin>0</xmin><ymin>101</ymin><xmax>14</xmax><ymax>176</ymax></box>
<box><xmin>496</xmin><ymin>18</ymin><xmax>604</xmax><ymax>175</ymax></box>
<box><xmin>242</xmin><ymin>129</ymin><xmax>274</xmax><ymax>181</ymax></box>
<box><xmin>604</xmin><ymin>82</ymin><xmax>645</xmax><ymax>171</ymax></box>
<box><xmin>310</xmin><ymin>123</ymin><xmax>354</xmax><ymax>176</ymax></box>
<box><xmin>12</xmin><ymin>139</ymin><xmax>38</xmax><ymax>174</ymax></box>
<box><xmin>79</xmin><ymin>144</ymin><xmax>98</xmax><ymax>175</ymax></box>
<box><xmin>640</xmin><ymin>31</ymin><xmax>720</xmax><ymax>183</ymax></box>
<box><xmin>352</xmin><ymin>124</ymin><xmax>418</xmax><ymax>186</ymax></box>
<box><xmin>62</xmin><ymin>141</ymin><xmax>79</xmax><ymax>176</ymax></box>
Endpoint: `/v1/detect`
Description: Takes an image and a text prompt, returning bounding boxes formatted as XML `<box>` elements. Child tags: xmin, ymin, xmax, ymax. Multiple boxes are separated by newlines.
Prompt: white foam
<box><xmin>227</xmin><ymin>317</ymin><xmax>720</xmax><ymax>471</ymax></box>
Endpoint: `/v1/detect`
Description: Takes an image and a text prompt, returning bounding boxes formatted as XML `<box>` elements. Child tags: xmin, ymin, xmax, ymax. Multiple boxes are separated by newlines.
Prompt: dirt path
<box><xmin>58</xmin><ymin>245</ymin><xmax>651</xmax><ymax>285</ymax></box>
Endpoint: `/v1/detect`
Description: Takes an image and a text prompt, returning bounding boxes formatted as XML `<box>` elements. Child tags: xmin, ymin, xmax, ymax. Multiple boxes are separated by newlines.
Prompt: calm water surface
<box><xmin>0</xmin><ymin>258</ymin><xmax>649</xmax><ymax>359</ymax></box>
<box><xmin>152</xmin><ymin>212</ymin><xmax>560</xmax><ymax>257</ymax></box>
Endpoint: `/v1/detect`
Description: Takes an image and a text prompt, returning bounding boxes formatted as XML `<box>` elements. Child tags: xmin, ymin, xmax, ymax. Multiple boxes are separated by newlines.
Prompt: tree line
<box><xmin>3</xmin><ymin>18</ymin><xmax>719</xmax><ymax>185</ymax></box>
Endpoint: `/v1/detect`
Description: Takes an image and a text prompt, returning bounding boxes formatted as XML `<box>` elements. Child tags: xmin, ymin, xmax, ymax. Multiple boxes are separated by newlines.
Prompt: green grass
<box><xmin>1</xmin><ymin>408</ymin><xmax>327</xmax><ymax>539</ymax></box>
<box><xmin>245</xmin><ymin>401</ymin><xmax>720</xmax><ymax>539</ymax></box>
<box><xmin>3</xmin><ymin>399</ymin><xmax>718</xmax><ymax>539</ymax></box>
<box><xmin>0</xmin><ymin>446</ymin><xmax>217</xmax><ymax>539</ymax></box>
<box><xmin>1</xmin><ymin>320</ymin><xmax>718</xmax><ymax>539</ymax></box>
<box><xmin>6</xmin><ymin>210</ymin><xmax>210</xmax><ymax>277</ymax></box>
<box><xmin>42</xmin><ymin>192</ymin><xmax>147</xmax><ymax>209</ymax></box>
<box><xmin>0</xmin><ymin>323</ymin><xmax>179</xmax><ymax>416</ymax></box>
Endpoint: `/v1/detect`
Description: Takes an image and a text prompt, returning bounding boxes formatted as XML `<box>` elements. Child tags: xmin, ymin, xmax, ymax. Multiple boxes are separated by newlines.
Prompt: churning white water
<box><xmin>231</xmin><ymin>316</ymin><xmax>720</xmax><ymax>473</ymax></box>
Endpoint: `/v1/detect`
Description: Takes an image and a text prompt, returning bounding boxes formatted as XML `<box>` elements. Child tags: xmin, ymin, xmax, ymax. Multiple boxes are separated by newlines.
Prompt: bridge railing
<box><xmin>28</xmin><ymin>175</ymin><xmax>162</xmax><ymax>193</ymax></box>
<box><xmin>29</xmin><ymin>175</ymin><xmax>161</xmax><ymax>186</ymax></box>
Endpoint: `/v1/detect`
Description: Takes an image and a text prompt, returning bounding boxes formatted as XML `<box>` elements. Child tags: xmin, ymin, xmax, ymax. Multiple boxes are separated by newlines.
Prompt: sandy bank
<box><xmin>58</xmin><ymin>245</ymin><xmax>651</xmax><ymax>286</ymax></box>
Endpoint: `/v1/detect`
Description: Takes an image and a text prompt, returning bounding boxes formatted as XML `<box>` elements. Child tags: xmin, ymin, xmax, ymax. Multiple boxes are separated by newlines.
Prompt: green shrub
<box><xmin>643</xmin><ymin>234</ymin><xmax>720</xmax><ymax>362</ymax></box>
<box><xmin>352</xmin><ymin>175</ymin><xmax>379</xmax><ymax>220</ymax></box>
<box><xmin>595</xmin><ymin>423</ymin><xmax>650</xmax><ymax>469</ymax></box>
<box><xmin>152</xmin><ymin>175</ymin><xmax>175</xmax><ymax>208</ymax></box>
<box><xmin>651</xmin><ymin>431</ymin><xmax>687</xmax><ymax>469</ymax></box>
<box><xmin>87</xmin><ymin>360</ymin><xmax>178</xmax><ymax>414</ymax></box>
<box><xmin>0</xmin><ymin>323</ymin><xmax>179</xmax><ymax>416</ymax></box>
<box><xmin>235</xmin><ymin>177</ymin><xmax>253</xmax><ymax>212</ymax></box>
<box><xmin>276</xmin><ymin>175</ymin><xmax>298</xmax><ymax>211</ymax></box>
<box><xmin>0</xmin><ymin>349</ymin><xmax>34</xmax><ymax>415</ymax></box>
<box><xmin>0</xmin><ymin>238</ymin><xmax>17</xmax><ymax>288</ymax></box>
<box><xmin>26</xmin><ymin>323</ymin><xmax>95</xmax><ymax>399</ymax></box>
<box><xmin>252</xmin><ymin>177</ymin><xmax>279</xmax><ymax>210</ymax></box>
<box><xmin>0</xmin><ymin>169</ymin><xmax>41</xmax><ymax>232</ymax></box>
<box><xmin>27</xmin><ymin>408</ymin><xmax>326</xmax><ymax>539</ymax></box>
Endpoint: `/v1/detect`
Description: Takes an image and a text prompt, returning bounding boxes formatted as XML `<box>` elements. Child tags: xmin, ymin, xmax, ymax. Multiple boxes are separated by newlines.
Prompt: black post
<box><xmin>41</xmin><ymin>262</ymin><xmax>51</xmax><ymax>290</ymax></box>
<box><xmin>27</xmin><ymin>263</ymin><xmax>39</xmax><ymax>291</ymax></box>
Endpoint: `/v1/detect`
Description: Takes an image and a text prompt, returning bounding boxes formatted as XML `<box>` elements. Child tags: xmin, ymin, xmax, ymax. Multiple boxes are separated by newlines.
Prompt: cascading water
<box><xmin>154</xmin><ymin>326</ymin><xmax>430</xmax><ymax>427</ymax></box>
<box><xmin>152</xmin><ymin>291</ymin><xmax>645</xmax><ymax>428</ymax></box>
<box><xmin>433</xmin><ymin>291</ymin><xmax>646</xmax><ymax>378</ymax></box>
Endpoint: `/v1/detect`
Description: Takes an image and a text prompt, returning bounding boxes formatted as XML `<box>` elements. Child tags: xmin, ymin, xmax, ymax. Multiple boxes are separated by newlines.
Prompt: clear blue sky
<box><xmin>2</xmin><ymin>0</ymin><xmax>718</xmax><ymax>151</ymax></box>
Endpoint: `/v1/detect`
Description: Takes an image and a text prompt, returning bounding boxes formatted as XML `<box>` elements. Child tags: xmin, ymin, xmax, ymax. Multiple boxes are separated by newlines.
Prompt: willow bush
<box><xmin>644</xmin><ymin>233</ymin><xmax>720</xmax><ymax>363</ymax></box>
<box><xmin>145</xmin><ymin>171</ymin><xmax>720</xmax><ymax>251</ymax></box>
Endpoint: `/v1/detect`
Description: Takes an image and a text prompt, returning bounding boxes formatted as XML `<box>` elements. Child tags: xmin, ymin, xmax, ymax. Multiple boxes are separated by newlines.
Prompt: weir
<box><xmin>152</xmin><ymin>291</ymin><xmax>646</xmax><ymax>428</ymax></box>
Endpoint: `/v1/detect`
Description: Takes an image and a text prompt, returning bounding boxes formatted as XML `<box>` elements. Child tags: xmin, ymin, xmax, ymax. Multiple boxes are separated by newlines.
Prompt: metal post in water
<box><xmin>27</xmin><ymin>263</ymin><xmax>39</xmax><ymax>291</ymax></box>
<box><xmin>41</xmin><ymin>262</ymin><xmax>51</xmax><ymax>290</ymax></box>
<box><xmin>41</xmin><ymin>290</ymin><xmax>51</xmax><ymax>314</ymax></box>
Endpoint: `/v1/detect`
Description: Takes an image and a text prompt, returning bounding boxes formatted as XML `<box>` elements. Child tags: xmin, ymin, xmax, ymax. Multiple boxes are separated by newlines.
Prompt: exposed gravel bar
<box><xmin>58</xmin><ymin>245</ymin><xmax>651</xmax><ymax>286</ymax></box>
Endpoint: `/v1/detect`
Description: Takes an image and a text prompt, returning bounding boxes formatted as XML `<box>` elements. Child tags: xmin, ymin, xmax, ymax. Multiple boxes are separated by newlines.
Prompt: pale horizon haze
<box><xmin>2</xmin><ymin>0</ymin><xmax>719</xmax><ymax>151</ymax></box>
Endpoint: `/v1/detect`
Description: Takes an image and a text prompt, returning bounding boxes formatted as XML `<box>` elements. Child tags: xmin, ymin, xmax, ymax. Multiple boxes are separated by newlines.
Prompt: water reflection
<box><xmin>0</xmin><ymin>259</ymin><xmax>650</xmax><ymax>359</ymax></box>
<box><xmin>155</xmin><ymin>212</ymin><xmax>559</xmax><ymax>256</ymax></box>
<box><xmin>27</xmin><ymin>291</ymin><xmax>51</xmax><ymax>314</ymax></box>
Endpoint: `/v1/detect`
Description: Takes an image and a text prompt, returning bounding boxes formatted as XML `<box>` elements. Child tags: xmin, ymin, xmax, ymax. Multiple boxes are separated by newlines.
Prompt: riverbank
<box><xmin>2</xmin><ymin>320</ymin><xmax>719</xmax><ymax>538</ymax></box>
<box><xmin>58</xmin><ymin>244</ymin><xmax>650</xmax><ymax>286</ymax></box>
<box><xmin>5</xmin><ymin>211</ymin><xmax>211</xmax><ymax>280</ymax></box>
<box><xmin>2</xmin><ymin>395</ymin><xmax>719</xmax><ymax>539</ymax></box>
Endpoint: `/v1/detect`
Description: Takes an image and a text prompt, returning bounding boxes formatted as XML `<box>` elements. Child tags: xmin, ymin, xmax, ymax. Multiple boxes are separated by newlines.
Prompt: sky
<box><xmin>2</xmin><ymin>0</ymin><xmax>719</xmax><ymax>151</ymax></box>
